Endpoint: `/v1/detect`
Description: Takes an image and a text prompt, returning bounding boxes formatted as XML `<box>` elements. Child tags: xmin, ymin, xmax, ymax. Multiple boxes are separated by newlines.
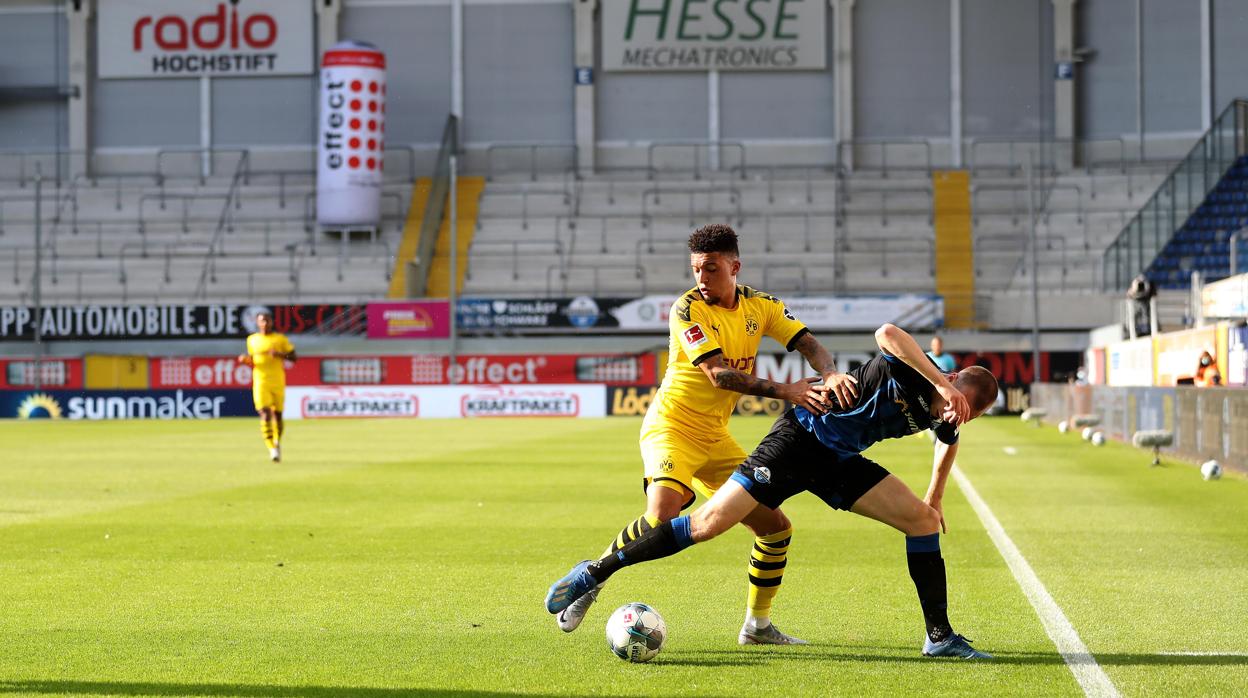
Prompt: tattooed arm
<box><xmin>697</xmin><ymin>353</ymin><xmax>831</xmax><ymax>414</ymax></box>
<box><xmin>791</xmin><ymin>332</ymin><xmax>858</xmax><ymax>408</ymax></box>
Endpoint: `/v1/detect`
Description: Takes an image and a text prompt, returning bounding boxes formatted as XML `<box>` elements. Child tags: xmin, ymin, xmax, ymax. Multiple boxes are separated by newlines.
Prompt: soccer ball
<box><xmin>605</xmin><ymin>602</ymin><xmax>666</xmax><ymax>663</ymax></box>
<box><xmin>1081</xmin><ymin>426</ymin><xmax>1095</xmax><ymax>441</ymax></box>
<box><xmin>1201</xmin><ymin>460</ymin><xmax>1223</xmax><ymax>481</ymax></box>
<box><xmin>1058</xmin><ymin>420</ymin><xmax>1069</xmax><ymax>433</ymax></box>
<box><xmin>1091</xmin><ymin>431</ymin><xmax>1105</xmax><ymax>446</ymax></box>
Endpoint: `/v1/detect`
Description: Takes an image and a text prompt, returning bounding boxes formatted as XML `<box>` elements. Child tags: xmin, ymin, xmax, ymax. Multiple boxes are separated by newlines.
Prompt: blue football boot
<box><xmin>545</xmin><ymin>560</ymin><xmax>598</xmax><ymax>614</ymax></box>
<box><xmin>923</xmin><ymin>633</ymin><xmax>993</xmax><ymax>659</ymax></box>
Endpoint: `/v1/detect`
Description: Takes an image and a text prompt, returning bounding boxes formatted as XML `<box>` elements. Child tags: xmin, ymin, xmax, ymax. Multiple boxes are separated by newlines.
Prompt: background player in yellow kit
<box><xmin>237</xmin><ymin>311</ymin><xmax>296</xmax><ymax>462</ymax></box>
<box><xmin>554</xmin><ymin>224</ymin><xmax>860</xmax><ymax>645</ymax></box>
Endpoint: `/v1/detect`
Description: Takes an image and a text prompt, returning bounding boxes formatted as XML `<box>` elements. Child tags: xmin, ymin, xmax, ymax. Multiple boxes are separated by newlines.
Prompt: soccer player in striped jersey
<box><xmin>548</xmin><ymin>323</ymin><xmax>1000</xmax><ymax>659</ymax></box>
<box><xmin>237</xmin><ymin>311</ymin><xmax>296</xmax><ymax>462</ymax></box>
<box><xmin>554</xmin><ymin>224</ymin><xmax>859</xmax><ymax>645</ymax></box>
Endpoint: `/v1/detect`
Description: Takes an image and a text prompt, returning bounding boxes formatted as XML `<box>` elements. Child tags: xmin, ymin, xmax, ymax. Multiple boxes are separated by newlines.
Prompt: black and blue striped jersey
<box><xmin>793</xmin><ymin>353</ymin><xmax>959</xmax><ymax>460</ymax></box>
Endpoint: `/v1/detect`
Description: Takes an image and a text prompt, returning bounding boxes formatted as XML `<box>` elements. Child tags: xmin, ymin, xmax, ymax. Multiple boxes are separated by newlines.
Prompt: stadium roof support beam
<box><xmin>832</xmin><ymin>0</ymin><xmax>856</xmax><ymax>170</ymax></box>
<box><xmin>950</xmin><ymin>0</ymin><xmax>962</xmax><ymax>168</ymax></box>
<box><xmin>67</xmin><ymin>0</ymin><xmax>91</xmax><ymax>179</ymax></box>
<box><xmin>1053</xmin><ymin>0</ymin><xmax>1078</xmax><ymax>170</ymax></box>
<box><xmin>574</xmin><ymin>0</ymin><xmax>597</xmax><ymax>174</ymax></box>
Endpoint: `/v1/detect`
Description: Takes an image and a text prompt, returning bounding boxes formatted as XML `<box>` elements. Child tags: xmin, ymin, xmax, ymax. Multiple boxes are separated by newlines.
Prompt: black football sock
<box><xmin>906</xmin><ymin>533</ymin><xmax>953</xmax><ymax>643</ymax></box>
<box><xmin>588</xmin><ymin>515</ymin><xmax>694</xmax><ymax>582</ymax></box>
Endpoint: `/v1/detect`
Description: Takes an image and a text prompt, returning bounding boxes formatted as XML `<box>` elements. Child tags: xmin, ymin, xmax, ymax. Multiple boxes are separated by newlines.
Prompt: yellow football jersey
<box><xmin>643</xmin><ymin>285</ymin><xmax>808</xmax><ymax>437</ymax></box>
<box><xmin>246</xmin><ymin>332</ymin><xmax>294</xmax><ymax>385</ymax></box>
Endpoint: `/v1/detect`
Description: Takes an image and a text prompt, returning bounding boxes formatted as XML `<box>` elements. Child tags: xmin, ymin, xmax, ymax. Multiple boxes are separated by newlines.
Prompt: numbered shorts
<box><xmin>730</xmin><ymin>409</ymin><xmax>891</xmax><ymax>511</ymax></box>
<box><xmin>252</xmin><ymin>381</ymin><xmax>286</xmax><ymax>412</ymax></box>
<box><xmin>639</xmin><ymin>429</ymin><xmax>748</xmax><ymax>510</ymax></box>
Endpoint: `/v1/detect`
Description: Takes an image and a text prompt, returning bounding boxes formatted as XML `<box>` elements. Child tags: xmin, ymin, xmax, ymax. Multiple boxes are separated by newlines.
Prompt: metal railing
<box><xmin>639</xmin><ymin>187</ymin><xmax>742</xmax><ymax>228</ymax></box>
<box><xmin>841</xmin><ymin>236</ymin><xmax>936</xmax><ymax>278</ymax></box>
<box><xmin>966</xmin><ymin>137</ymin><xmax>1129</xmax><ymax>176</ymax></box>
<box><xmin>836</xmin><ymin>138</ymin><xmax>933</xmax><ymax>176</ymax></box>
<box><xmin>1102</xmin><ymin>99</ymin><xmax>1248</xmax><ymax>290</ymax></box>
<box><xmin>546</xmin><ymin>262</ymin><xmax>648</xmax><ymax>297</ymax></box>
<box><xmin>405</xmin><ymin>114</ymin><xmax>459</xmax><ymax>298</ymax></box>
<box><xmin>191</xmin><ymin>151</ymin><xmax>250</xmax><ymax>299</ymax></box>
<box><xmin>465</xmin><ymin>239</ymin><xmax>564</xmax><ymax>282</ymax></box>
<box><xmin>972</xmin><ymin>183</ymin><xmax>1084</xmax><ymax>225</ymax></box>
<box><xmin>647</xmin><ymin>141</ymin><xmax>747</xmax><ymax>180</ymax></box>
<box><xmin>485</xmin><ymin>142</ymin><xmax>578</xmax><ymax>181</ymax></box>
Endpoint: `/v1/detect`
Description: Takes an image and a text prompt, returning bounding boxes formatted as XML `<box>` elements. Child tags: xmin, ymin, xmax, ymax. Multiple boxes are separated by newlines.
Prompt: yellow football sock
<box><xmin>261</xmin><ymin>419</ymin><xmax>276</xmax><ymax>449</ymax></box>
<box><xmin>747</xmin><ymin>527</ymin><xmax>792</xmax><ymax>621</ymax></box>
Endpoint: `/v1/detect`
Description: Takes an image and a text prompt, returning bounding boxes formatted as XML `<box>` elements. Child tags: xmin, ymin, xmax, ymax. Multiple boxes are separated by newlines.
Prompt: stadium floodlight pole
<box><xmin>1026</xmin><ymin>154</ymin><xmax>1040</xmax><ymax>384</ymax></box>
<box><xmin>33</xmin><ymin>172</ymin><xmax>43</xmax><ymax>391</ymax></box>
<box><xmin>448</xmin><ymin>154</ymin><xmax>459</xmax><ymax>381</ymax></box>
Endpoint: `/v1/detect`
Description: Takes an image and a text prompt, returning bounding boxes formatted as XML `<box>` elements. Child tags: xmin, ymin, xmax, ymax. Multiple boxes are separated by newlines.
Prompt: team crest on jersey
<box><xmin>659</xmin><ymin>456</ymin><xmax>675</xmax><ymax>473</ymax></box>
<box><xmin>752</xmin><ymin>466</ymin><xmax>772</xmax><ymax>484</ymax></box>
<box><xmin>682</xmin><ymin>324</ymin><xmax>708</xmax><ymax>348</ymax></box>
<box><xmin>744</xmin><ymin>316</ymin><xmax>759</xmax><ymax>336</ymax></box>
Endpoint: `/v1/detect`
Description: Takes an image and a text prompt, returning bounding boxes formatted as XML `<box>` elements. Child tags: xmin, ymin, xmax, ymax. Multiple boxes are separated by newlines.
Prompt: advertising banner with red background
<box><xmin>0</xmin><ymin>358</ymin><xmax>84</xmax><ymax>390</ymax></box>
<box><xmin>150</xmin><ymin>353</ymin><xmax>657</xmax><ymax>388</ymax></box>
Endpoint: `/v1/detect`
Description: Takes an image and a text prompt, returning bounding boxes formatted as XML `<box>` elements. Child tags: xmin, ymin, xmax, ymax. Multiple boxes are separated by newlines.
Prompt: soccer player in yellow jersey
<box><xmin>237</xmin><ymin>311</ymin><xmax>296</xmax><ymax>462</ymax></box>
<box><xmin>554</xmin><ymin>224</ymin><xmax>860</xmax><ymax>644</ymax></box>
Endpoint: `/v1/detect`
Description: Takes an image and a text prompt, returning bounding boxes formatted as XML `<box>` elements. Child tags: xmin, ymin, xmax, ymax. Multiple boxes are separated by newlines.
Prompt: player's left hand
<box><xmin>823</xmin><ymin>373</ymin><xmax>858</xmax><ymax>410</ymax></box>
<box><xmin>937</xmin><ymin>384</ymin><xmax>970</xmax><ymax>425</ymax></box>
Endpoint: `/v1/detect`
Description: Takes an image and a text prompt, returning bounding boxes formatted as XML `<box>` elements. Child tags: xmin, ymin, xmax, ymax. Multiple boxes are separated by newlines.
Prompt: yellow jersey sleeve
<box><xmin>760</xmin><ymin>294</ymin><xmax>809</xmax><ymax>350</ymax></box>
<box><xmin>671</xmin><ymin>297</ymin><xmax>722</xmax><ymax>366</ymax></box>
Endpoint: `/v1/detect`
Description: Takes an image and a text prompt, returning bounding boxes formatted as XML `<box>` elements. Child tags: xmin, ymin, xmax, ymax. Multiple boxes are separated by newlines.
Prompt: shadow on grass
<box><xmin>5</xmin><ymin>654</ymin><xmax>1246</xmax><ymax>695</ymax></box>
<box><xmin>676</xmin><ymin>648</ymin><xmax>1248</xmax><ymax>667</ymax></box>
<box><xmin>0</xmin><ymin>682</ymin><xmax>609</xmax><ymax>698</ymax></box>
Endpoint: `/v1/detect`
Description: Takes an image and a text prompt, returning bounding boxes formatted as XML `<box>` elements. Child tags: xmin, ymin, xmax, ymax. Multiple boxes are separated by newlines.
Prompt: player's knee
<box><xmin>645</xmin><ymin>500</ymin><xmax>682</xmax><ymax>523</ymax></box>
<box><xmin>744</xmin><ymin>507</ymin><xmax>790</xmax><ymax>538</ymax></box>
<box><xmin>906</xmin><ymin>503</ymin><xmax>941</xmax><ymax>537</ymax></box>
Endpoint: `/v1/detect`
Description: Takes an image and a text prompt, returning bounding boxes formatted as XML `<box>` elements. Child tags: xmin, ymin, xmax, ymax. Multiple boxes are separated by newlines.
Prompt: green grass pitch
<box><xmin>1</xmin><ymin>416</ymin><xmax>1245</xmax><ymax>697</ymax></box>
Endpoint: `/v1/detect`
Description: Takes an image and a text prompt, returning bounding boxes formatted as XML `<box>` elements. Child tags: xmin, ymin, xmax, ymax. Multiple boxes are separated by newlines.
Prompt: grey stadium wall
<box><xmin>3</xmin><ymin>0</ymin><xmax>1248</xmax><ymax>166</ymax></box>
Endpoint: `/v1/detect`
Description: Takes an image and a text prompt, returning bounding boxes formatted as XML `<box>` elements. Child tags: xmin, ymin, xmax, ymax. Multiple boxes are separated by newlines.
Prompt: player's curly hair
<box><xmin>688</xmin><ymin>223</ymin><xmax>739</xmax><ymax>257</ymax></box>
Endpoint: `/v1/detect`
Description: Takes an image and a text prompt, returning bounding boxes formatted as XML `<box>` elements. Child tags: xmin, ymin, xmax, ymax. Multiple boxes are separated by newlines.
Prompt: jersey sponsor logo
<box><xmin>783</xmin><ymin>306</ymin><xmax>797</xmax><ymax>321</ymax></box>
<box><xmin>682</xmin><ymin>324</ymin><xmax>708</xmax><ymax>348</ymax></box>
<box><xmin>723</xmin><ymin>356</ymin><xmax>755</xmax><ymax>372</ymax></box>
<box><xmin>893</xmin><ymin>393</ymin><xmax>920</xmax><ymax>433</ymax></box>
<box><xmin>744</xmin><ymin>316</ymin><xmax>759</xmax><ymax>336</ymax></box>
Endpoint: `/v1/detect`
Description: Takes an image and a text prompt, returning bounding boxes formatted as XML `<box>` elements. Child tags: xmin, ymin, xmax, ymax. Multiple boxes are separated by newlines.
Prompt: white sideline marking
<box><xmin>1002</xmin><ymin>446</ymin><xmax>1018</xmax><ymax>456</ymax></box>
<box><xmin>952</xmin><ymin>465</ymin><xmax>1120</xmax><ymax>698</ymax></box>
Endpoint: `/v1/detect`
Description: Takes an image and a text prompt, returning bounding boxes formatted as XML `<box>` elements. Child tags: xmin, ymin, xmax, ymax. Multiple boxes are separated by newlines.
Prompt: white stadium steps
<box><xmin>3</xmin><ymin>157</ymin><xmax>1169</xmax><ymax>313</ymax></box>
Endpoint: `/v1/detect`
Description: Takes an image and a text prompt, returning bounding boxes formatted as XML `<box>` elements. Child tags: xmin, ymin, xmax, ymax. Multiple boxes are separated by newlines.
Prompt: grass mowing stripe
<box><xmin>952</xmin><ymin>464</ymin><xmax>1120</xmax><ymax>698</ymax></box>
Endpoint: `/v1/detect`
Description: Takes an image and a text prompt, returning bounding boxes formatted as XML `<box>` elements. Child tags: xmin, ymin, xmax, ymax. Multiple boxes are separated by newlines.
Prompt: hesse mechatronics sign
<box><xmin>97</xmin><ymin>0</ymin><xmax>313</xmax><ymax>78</ymax></box>
<box><xmin>603</xmin><ymin>0</ymin><xmax>826</xmax><ymax>71</ymax></box>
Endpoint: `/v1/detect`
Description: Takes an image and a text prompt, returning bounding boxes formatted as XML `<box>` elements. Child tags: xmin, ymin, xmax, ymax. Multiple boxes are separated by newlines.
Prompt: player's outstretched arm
<box><xmin>925</xmin><ymin>440</ymin><xmax>958</xmax><ymax>534</ymax></box>
<box><xmin>792</xmin><ymin>332</ymin><xmax>858</xmax><ymax>408</ymax></box>
<box><xmin>697</xmin><ymin>353</ymin><xmax>831</xmax><ymax>414</ymax></box>
<box><xmin>874</xmin><ymin>324</ymin><xmax>969</xmax><ymax>424</ymax></box>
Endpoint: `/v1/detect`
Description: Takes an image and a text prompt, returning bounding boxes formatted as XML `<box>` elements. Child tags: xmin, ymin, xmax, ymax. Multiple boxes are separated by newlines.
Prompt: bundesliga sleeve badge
<box><xmin>682</xmin><ymin>324</ymin><xmax>709</xmax><ymax>348</ymax></box>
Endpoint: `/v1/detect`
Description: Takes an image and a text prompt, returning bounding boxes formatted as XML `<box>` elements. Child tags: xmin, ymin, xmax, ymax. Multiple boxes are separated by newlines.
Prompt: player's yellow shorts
<box><xmin>252</xmin><ymin>380</ymin><xmax>285</xmax><ymax>412</ymax></box>
<box><xmin>639</xmin><ymin>427</ymin><xmax>748</xmax><ymax>510</ymax></box>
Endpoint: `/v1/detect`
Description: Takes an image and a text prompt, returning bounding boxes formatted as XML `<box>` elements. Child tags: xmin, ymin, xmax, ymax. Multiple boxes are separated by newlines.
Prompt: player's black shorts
<box><xmin>729</xmin><ymin>409</ymin><xmax>891</xmax><ymax>511</ymax></box>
